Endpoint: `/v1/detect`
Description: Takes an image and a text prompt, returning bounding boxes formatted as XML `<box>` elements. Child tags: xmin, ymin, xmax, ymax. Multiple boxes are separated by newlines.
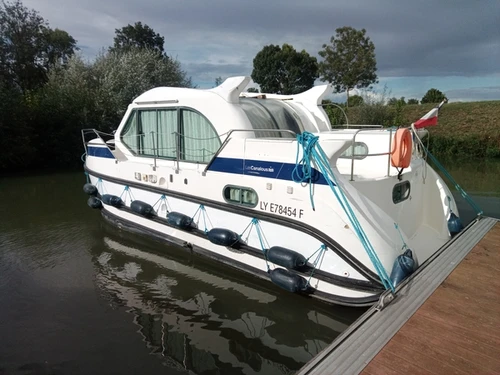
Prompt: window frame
<box><xmin>119</xmin><ymin>106</ymin><xmax>221</xmax><ymax>164</ymax></box>
<box><xmin>222</xmin><ymin>185</ymin><xmax>259</xmax><ymax>208</ymax></box>
<box><xmin>392</xmin><ymin>181</ymin><xmax>411</xmax><ymax>204</ymax></box>
<box><xmin>178</xmin><ymin>107</ymin><xmax>221</xmax><ymax>164</ymax></box>
<box><xmin>339</xmin><ymin>141</ymin><xmax>369</xmax><ymax>160</ymax></box>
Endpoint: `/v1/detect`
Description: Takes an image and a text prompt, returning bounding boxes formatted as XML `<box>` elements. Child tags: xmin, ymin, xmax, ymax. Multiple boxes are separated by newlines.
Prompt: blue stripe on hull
<box><xmin>208</xmin><ymin>157</ymin><xmax>331</xmax><ymax>185</ymax></box>
<box><xmin>88</xmin><ymin>146</ymin><xmax>115</xmax><ymax>159</ymax></box>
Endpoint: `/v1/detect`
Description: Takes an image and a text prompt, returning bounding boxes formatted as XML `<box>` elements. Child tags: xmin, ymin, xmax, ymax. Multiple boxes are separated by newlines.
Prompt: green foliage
<box><xmin>28</xmin><ymin>56</ymin><xmax>96</xmax><ymax>167</ymax></box>
<box><xmin>0</xmin><ymin>0</ymin><xmax>77</xmax><ymax>91</ymax></box>
<box><xmin>346</xmin><ymin>86</ymin><xmax>395</xmax><ymax>126</ymax></box>
<box><xmin>428</xmin><ymin>135</ymin><xmax>500</xmax><ymax>159</ymax></box>
<box><xmin>318</xmin><ymin>27</ymin><xmax>378</xmax><ymax>102</ymax></box>
<box><xmin>0</xmin><ymin>78</ymin><xmax>35</xmax><ymax>169</ymax></box>
<box><xmin>43</xmin><ymin>27</ymin><xmax>78</xmax><ymax>67</ymax></box>
<box><xmin>387</xmin><ymin>97</ymin><xmax>397</xmax><ymax>105</ymax></box>
<box><xmin>214</xmin><ymin>76</ymin><xmax>223</xmax><ymax>87</ymax></box>
<box><xmin>407</xmin><ymin>98</ymin><xmax>419</xmax><ymax>105</ymax></box>
<box><xmin>251</xmin><ymin>43</ymin><xmax>318</xmax><ymax>94</ymax></box>
<box><xmin>322</xmin><ymin>100</ymin><xmax>347</xmax><ymax>126</ymax></box>
<box><xmin>246</xmin><ymin>87</ymin><xmax>259</xmax><ymax>93</ymax></box>
<box><xmin>348</xmin><ymin>94</ymin><xmax>364</xmax><ymax>107</ymax></box>
<box><xmin>393</xmin><ymin>99</ymin><xmax>406</xmax><ymax>126</ymax></box>
<box><xmin>112</xmin><ymin>22</ymin><xmax>165</xmax><ymax>54</ymax></box>
<box><xmin>388</xmin><ymin>97</ymin><xmax>406</xmax><ymax>106</ymax></box>
<box><xmin>421</xmin><ymin>88</ymin><xmax>446</xmax><ymax>104</ymax></box>
<box><xmin>94</xmin><ymin>48</ymin><xmax>192</xmax><ymax>123</ymax></box>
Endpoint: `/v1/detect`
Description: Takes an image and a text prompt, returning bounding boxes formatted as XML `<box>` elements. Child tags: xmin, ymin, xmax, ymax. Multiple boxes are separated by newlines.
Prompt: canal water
<box><xmin>1</xmin><ymin>159</ymin><xmax>499</xmax><ymax>375</ymax></box>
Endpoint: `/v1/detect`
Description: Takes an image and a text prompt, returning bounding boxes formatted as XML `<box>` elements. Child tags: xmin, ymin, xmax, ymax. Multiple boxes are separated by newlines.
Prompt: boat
<box><xmin>81</xmin><ymin>76</ymin><xmax>463</xmax><ymax>307</ymax></box>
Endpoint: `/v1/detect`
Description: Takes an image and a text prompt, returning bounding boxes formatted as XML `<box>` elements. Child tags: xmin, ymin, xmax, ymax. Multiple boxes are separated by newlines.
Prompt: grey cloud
<box><xmin>23</xmin><ymin>0</ymin><xmax>500</xmax><ymax>83</ymax></box>
<box><xmin>185</xmin><ymin>62</ymin><xmax>252</xmax><ymax>82</ymax></box>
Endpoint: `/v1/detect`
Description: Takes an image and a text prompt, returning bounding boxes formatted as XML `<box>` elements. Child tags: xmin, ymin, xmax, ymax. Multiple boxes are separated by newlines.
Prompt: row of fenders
<box><xmin>83</xmin><ymin>183</ymin><xmax>311</xmax><ymax>294</ymax></box>
<box><xmin>84</xmin><ymin>183</ymin><xmax>423</xmax><ymax>292</ymax></box>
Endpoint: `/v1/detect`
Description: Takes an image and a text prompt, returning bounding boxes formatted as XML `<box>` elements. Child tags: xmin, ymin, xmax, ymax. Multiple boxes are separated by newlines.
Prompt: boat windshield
<box><xmin>239</xmin><ymin>98</ymin><xmax>303</xmax><ymax>138</ymax></box>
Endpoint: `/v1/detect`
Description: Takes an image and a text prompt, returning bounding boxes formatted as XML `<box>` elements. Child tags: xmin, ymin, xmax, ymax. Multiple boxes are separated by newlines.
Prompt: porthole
<box><xmin>223</xmin><ymin>185</ymin><xmax>258</xmax><ymax>207</ymax></box>
<box><xmin>393</xmin><ymin>181</ymin><xmax>410</xmax><ymax>204</ymax></box>
<box><xmin>339</xmin><ymin>142</ymin><xmax>368</xmax><ymax>160</ymax></box>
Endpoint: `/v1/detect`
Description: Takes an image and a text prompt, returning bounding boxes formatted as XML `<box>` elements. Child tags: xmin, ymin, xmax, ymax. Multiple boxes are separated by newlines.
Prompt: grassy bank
<box><xmin>346</xmin><ymin>101</ymin><xmax>500</xmax><ymax>158</ymax></box>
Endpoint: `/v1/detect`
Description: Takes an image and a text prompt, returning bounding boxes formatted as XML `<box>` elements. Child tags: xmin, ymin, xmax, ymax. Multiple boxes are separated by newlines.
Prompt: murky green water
<box><xmin>0</xmin><ymin>159</ymin><xmax>499</xmax><ymax>375</ymax></box>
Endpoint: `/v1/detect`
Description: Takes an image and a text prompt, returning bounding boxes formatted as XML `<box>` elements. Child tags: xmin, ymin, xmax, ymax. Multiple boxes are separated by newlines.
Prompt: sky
<box><xmin>24</xmin><ymin>0</ymin><xmax>500</xmax><ymax>103</ymax></box>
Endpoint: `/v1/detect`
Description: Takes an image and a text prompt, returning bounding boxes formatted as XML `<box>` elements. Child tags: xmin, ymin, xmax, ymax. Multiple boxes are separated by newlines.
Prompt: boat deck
<box><xmin>297</xmin><ymin>216</ymin><xmax>500</xmax><ymax>375</ymax></box>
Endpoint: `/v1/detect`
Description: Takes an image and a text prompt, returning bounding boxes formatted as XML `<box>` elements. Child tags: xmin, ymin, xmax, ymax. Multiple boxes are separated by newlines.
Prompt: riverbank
<box><xmin>409</xmin><ymin>101</ymin><xmax>500</xmax><ymax>158</ymax></box>
<box><xmin>347</xmin><ymin>100</ymin><xmax>500</xmax><ymax>158</ymax></box>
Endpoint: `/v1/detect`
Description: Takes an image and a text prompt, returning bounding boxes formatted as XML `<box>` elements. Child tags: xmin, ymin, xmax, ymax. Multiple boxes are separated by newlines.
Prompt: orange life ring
<box><xmin>391</xmin><ymin>128</ymin><xmax>412</xmax><ymax>169</ymax></box>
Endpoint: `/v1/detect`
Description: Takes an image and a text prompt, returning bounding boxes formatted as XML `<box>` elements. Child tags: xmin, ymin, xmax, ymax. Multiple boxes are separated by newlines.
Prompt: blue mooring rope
<box><xmin>191</xmin><ymin>204</ymin><xmax>211</xmax><ymax>233</ymax></box>
<box><xmin>306</xmin><ymin>244</ymin><xmax>327</xmax><ymax>287</ymax></box>
<box><xmin>294</xmin><ymin>132</ymin><xmax>394</xmax><ymax>291</ymax></box>
<box><xmin>240</xmin><ymin>218</ymin><xmax>271</xmax><ymax>271</ymax></box>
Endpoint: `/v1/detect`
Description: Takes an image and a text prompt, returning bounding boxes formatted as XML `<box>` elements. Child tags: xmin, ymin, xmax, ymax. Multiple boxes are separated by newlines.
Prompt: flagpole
<box><xmin>437</xmin><ymin>98</ymin><xmax>448</xmax><ymax>110</ymax></box>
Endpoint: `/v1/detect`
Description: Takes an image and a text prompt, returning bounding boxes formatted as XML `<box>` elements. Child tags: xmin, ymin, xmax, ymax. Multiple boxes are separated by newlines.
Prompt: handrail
<box><xmin>202</xmin><ymin>129</ymin><xmax>298</xmax><ymax>175</ymax></box>
<box><xmin>319</xmin><ymin>103</ymin><xmax>349</xmax><ymax>128</ymax></box>
<box><xmin>331</xmin><ymin>124</ymin><xmax>383</xmax><ymax>129</ymax></box>
<box><xmin>81</xmin><ymin>128</ymin><xmax>115</xmax><ymax>154</ymax></box>
<box><xmin>349</xmin><ymin>127</ymin><xmax>395</xmax><ymax>181</ymax></box>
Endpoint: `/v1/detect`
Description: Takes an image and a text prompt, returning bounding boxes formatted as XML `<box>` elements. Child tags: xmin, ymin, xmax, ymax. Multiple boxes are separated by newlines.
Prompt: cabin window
<box><xmin>340</xmin><ymin>142</ymin><xmax>368</xmax><ymax>159</ymax></box>
<box><xmin>121</xmin><ymin>111</ymin><xmax>139</xmax><ymax>152</ymax></box>
<box><xmin>157</xmin><ymin>109</ymin><xmax>177</xmax><ymax>158</ymax></box>
<box><xmin>180</xmin><ymin>109</ymin><xmax>221</xmax><ymax>163</ymax></box>
<box><xmin>239</xmin><ymin>98</ymin><xmax>303</xmax><ymax>138</ymax></box>
<box><xmin>223</xmin><ymin>185</ymin><xmax>258</xmax><ymax>207</ymax></box>
<box><xmin>393</xmin><ymin>181</ymin><xmax>410</xmax><ymax>204</ymax></box>
<box><xmin>138</xmin><ymin>110</ymin><xmax>158</xmax><ymax>156</ymax></box>
<box><xmin>120</xmin><ymin>109</ymin><xmax>178</xmax><ymax>158</ymax></box>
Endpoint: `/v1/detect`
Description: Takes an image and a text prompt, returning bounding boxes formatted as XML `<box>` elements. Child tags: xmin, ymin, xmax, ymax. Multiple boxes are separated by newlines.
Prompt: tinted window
<box><xmin>120</xmin><ymin>109</ymin><xmax>177</xmax><ymax>158</ymax></box>
<box><xmin>180</xmin><ymin>109</ymin><xmax>221</xmax><ymax>163</ymax></box>
<box><xmin>393</xmin><ymin>181</ymin><xmax>410</xmax><ymax>204</ymax></box>
<box><xmin>121</xmin><ymin>111</ymin><xmax>139</xmax><ymax>152</ymax></box>
<box><xmin>223</xmin><ymin>186</ymin><xmax>258</xmax><ymax>207</ymax></box>
<box><xmin>340</xmin><ymin>142</ymin><xmax>369</xmax><ymax>159</ymax></box>
<box><xmin>239</xmin><ymin>98</ymin><xmax>303</xmax><ymax>138</ymax></box>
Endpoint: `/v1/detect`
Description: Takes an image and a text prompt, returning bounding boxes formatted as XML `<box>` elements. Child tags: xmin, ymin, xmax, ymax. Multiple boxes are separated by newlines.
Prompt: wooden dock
<box><xmin>297</xmin><ymin>216</ymin><xmax>500</xmax><ymax>375</ymax></box>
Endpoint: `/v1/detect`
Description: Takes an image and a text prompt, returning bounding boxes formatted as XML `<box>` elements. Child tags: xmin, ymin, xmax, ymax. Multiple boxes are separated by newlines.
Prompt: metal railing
<box><xmin>319</xmin><ymin>102</ymin><xmax>349</xmax><ymax>128</ymax></box>
<box><xmin>81</xmin><ymin>128</ymin><xmax>116</xmax><ymax>154</ymax></box>
<box><xmin>83</xmin><ymin>125</ymin><xmax>397</xmax><ymax>181</ymax></box>
<box><xmin>348</xmin><ymin>127</ymin><xmax>395</xmax><ymax>181</ymax></box>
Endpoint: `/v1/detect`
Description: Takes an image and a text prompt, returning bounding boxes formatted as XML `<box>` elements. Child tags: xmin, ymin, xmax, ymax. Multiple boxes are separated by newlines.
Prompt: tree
<box><xmin>421</xmin><ymin>88</ymin><xmax>446</xmax><ymax>104</ymax></box>
<box><xmin>407</xmin><ymin>98</ymin><xmax>419</xmax><ymax>105</ymax></box>
<box><xmin>388</xmin><ymin>97</ymin><xmax>406</xmax><ymax>106</ymax></box>
<box><xmin>251</xmin><ymin>43</ymin><xmax>318</xmax><ymax>95</ymax></box>
<box><xmin>348</xmin><ymin>94</ymin><xmax>364</xmax><ymax>107</ymax></box>
<box><xmin>112</xmin><ymin>22</ymin><xmax>165</xmax><ymax>54</ymax></box>
<box><xmin>43</xmin><ymin>27</ymin><xmax>77</xmax><ymax>67</ymax></box>
<box><xmin>93</xmin><ymin>47</ymin><xmax>192</xmax><ymax>123</ymax></box>
<box><xmin>246</xmin><ymin>87</ymin><xmax>259</xmax><ymax>93</ymax></box>
<box><xmin>0</xmin><ymin>0</ymin><xmax>77</xmax><ymax>90</ymax></box>
<box><xmin>0</xmin><ymin>76</ymin><xmax>35</xmax><ymax>170</ymax></box>
<box><xmin>29</xmin><ymin>55</ymin><xmax>97</xmax><ymax>167</ymax></box>
<box><xmin>318</xmin><ymin>26</ymin><xmax>378</xmax><ymax>105</ymax></box>
<box><xmin>214</xmin><ymin>76</ymin><xmax>223</xmax><ymax>87</ymax></box>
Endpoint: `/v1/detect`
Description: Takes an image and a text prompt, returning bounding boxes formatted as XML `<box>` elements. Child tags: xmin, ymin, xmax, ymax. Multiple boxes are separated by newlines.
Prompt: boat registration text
<box><xmin>259</xmin><ymin>201</ymin><xmax>304</xmax><ymax>218</ymax></box>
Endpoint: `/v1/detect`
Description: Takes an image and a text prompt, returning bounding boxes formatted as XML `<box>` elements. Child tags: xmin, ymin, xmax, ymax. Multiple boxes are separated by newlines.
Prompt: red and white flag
<box><xmin>413</xmin><ymin>99</ymin><xmax>447</xmax><ymax>129</ymax></box>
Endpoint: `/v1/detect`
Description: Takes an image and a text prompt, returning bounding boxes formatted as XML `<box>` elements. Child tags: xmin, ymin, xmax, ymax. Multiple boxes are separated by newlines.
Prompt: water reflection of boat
<box><xmin>90</xmin><ymin>228</ymin><xmax>361</xmax><ymax>374</ymax></box>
